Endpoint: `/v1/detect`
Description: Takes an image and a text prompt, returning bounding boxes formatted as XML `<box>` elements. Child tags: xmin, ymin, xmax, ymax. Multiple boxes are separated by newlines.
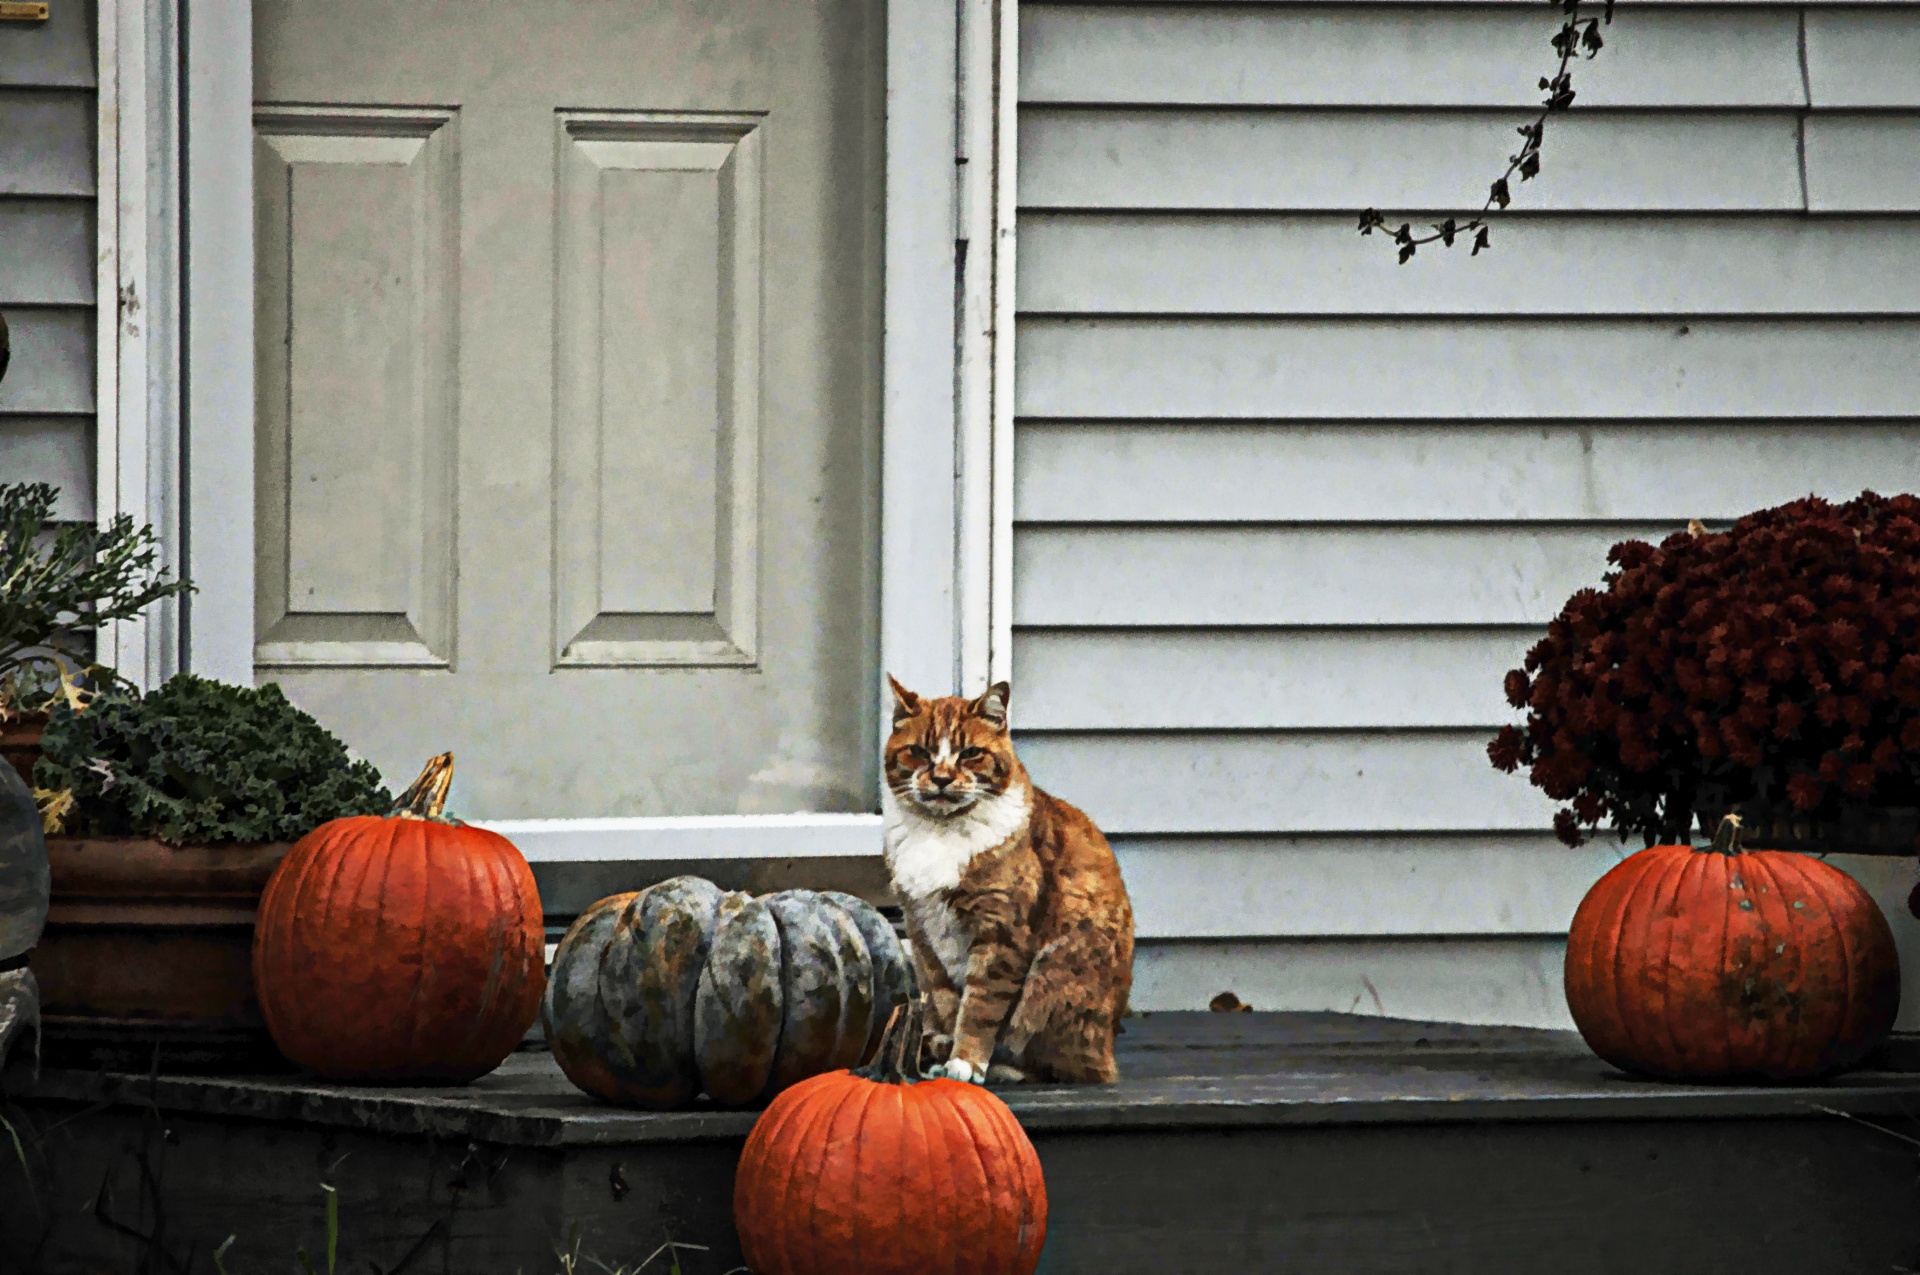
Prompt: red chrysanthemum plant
<box><xmin>1490</xmin><ymin>492</ymin><xmax>1920</xmax><ymax>854</ymax></box>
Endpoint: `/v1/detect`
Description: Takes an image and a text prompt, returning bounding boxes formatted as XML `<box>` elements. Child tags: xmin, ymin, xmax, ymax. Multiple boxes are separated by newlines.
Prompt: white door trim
<box><xmin>106</xmin><ymin>1</ymin><xmax>1016</xmax><ymax>862</ymax></box>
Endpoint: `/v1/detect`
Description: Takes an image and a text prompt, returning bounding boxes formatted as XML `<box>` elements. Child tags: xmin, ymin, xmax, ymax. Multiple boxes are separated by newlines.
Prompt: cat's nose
<box><xmin>929</xmin><ymin>772</ymin><xmax>955</xmax><ymax>789</ymax></box>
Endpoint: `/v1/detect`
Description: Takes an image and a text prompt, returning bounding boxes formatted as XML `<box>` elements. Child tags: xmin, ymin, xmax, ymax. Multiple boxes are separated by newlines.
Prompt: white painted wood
<box><xmin>0</xmin><ymin>418</ymin><xmax>91</xmax><ymax>518</ymax></box>
<box><xmin>1014</xmin><ymin>422</ymin><xmax>1920</xmax><ymax>523</ymax></box>
<box><xmin>1022</xmin><ymin>5</ymin><xmax>1804</xmax><ymax>108</ymax></box>
<box><xmin>1018</xmin><ymin>213</ymin><xmax>1920</xmax><ymax>316</ymax></box>
<box><xmin>990</xmin><ymin>0</ymin><xmax>1021</xmax><ymax>689</ymax></box>
<box><xmin>1015</xmin><ymin>628</ymin><xmax>1535</xmax><ymax>729</ymax></box>
<box><xmin>0</xmin><ymin>200</ymin><xmax>93</xmax><ymax>304</ymax></box>
<box><xmin>882</xmin><ymin>0</ymin><xmax>962</xmax><ymax>708</ymax></box>
<box><xmin>552</xmin><ymin>113</ymin><xmax>763</xmax><ymax>668</ymax></box>
<box><xmin>1805</xmin><ymin>115</ymin><xmax>1920</xmax><ymax>212</ymax></box>
<box><xmin>1017</xmin><ymin>109</ymin><xmax>1804</xmax><ymax>212</ymax></box>
<box><xmin>0</xmin><ymin>0</ymin><xmax>93</xmax><ymax>87</ymax></box>
<box><xmin>1115</xmin><ymin>834</ymin><xmax>1623</xmax><ymax>938</ymax></box>
<box><xmin>252</xmin><ymin>108</ymin><xmax>457</xmax><ymax>670</ymax></box>
<box><xmin>1014</xmin><ymin>523</ymin><xmax>1680</xmax><ymax>627</ymax></box>
<box><xmin>956</xmin><ymin>0</ymin><xmax>997</xmax><ymax>695</ymax></box>
<box><xmin>0</xmin><ymin>309</ymin><xmax>91</xmax><ymax>413</ymax></box>
<box><xmin>183</xmin><ymin>0</ymin><xmax>256</xmax><ymax>687</ymax></box>
<box><xmin>1129</xmin><ymin>936</ymin><xmax>1573</xmax><ymax>1028</ymax></box>
<box><xmin>0</xmin><ymin>90</ymin><xmax>93</xmax><ymax>194</ymax></box>
<box><xmin>1014</xmin><ymin>318</ymin><xmax>1920</xmax><ymax>420</ymax></box>
<box><xmin>1805</xmin><ymin>9</ymin><xmax>1920</xmax><ymax>107</ymax></box>
<box><xmin>480</xmin><ymin>813</ymin><xmax>884</xmax><ymax>863</ymax></box>
<box><xmin>1015</xmin><ymin>729</ymin><xmax>1555</xmax><ymax>834</ymax></box>
<box><xmin>256</xmin><ymin>0</ymin><xmax>886</xmax><ymax>819</ymax></box>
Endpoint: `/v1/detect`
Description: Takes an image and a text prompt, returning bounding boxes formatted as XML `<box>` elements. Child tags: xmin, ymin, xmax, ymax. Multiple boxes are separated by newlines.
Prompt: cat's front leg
<box><xmin>931</xmin><ymin>939</ymin><xmax>1032</xmax><ymax>1085</ymax></box>
<box><xmin>904</xmin><ymin>922</ymin><xmax>962</xmax><ymax>1069</ymax></box>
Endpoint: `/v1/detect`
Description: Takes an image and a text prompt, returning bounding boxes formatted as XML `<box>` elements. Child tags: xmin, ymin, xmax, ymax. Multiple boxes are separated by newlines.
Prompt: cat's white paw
<box><xmin>929</xmin><ymin>1057</ymin><xmax>985</xmax><ymax>1085</ymax></box>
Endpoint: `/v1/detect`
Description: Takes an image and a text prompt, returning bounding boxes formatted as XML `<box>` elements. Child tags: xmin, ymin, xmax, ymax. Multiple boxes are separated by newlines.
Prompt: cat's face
<box><xmin>883</xmin><ymin>676</ymin><xmax>1018</xmax><ymax>818</ymax></box>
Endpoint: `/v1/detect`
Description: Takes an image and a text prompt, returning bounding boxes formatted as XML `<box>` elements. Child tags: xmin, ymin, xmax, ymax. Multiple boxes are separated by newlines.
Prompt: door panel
<box><xmin>252</xmin><ymin>1</ymin><xmax>883</xmax><ymax>818</ymax></box>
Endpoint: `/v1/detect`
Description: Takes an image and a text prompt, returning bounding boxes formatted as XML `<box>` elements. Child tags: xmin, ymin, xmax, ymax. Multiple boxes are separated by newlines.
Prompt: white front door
<box><xmin>251</xmin><ymin>0</ymin><xmax>884</xmax><ymax>817</ymax></box>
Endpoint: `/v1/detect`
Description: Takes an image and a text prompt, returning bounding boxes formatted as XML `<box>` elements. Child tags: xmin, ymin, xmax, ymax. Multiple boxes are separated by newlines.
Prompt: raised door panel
<box><xmin>553</xmin><ymin>113</ymin><xmax>762</xmax><ymax>667</ymax></box>
<box><xmin>253</xmin><ymin>109</ymin><xmax>456</xmax><ymax>668</ymax></box>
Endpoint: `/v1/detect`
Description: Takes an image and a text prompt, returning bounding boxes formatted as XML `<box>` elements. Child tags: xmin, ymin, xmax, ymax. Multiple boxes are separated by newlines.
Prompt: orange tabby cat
<box><xmin>881</xmin><ymin>676</ymin><xmax>1134</xmax><ymax>1084</ymax></box>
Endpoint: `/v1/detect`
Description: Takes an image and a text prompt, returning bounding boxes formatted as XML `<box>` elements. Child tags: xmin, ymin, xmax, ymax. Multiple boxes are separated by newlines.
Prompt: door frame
<box><xmin>97</xmin><ymin>0</ymin><xmax>1019</xmax><ymax>863</ymax></box>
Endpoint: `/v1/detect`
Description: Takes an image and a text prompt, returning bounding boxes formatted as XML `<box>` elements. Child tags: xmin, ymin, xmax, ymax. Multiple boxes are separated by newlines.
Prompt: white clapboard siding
<box><xmin>1015</xmin><ymin>524</ymin><xmax>1680</xmax><ymax>627</ymax></box>
<box><xmin>0</xmin><ymin>200</ymin><xmax>94</xmax><ymax>305</ymax></box>
<box><xmin>1019</xmin><ymin>110</ymin><xmax>1805</xmax><ymax>212</ymax></box>
<box><xmin>1015</xmin><ymin>319</ymin><xmax>1920</xmax><ymax>421</ymax></box>
<box><xmin>0</xmin><ymin>418</ymin><xmax>93</xmax><ymax>518</ymax></box>
<box><xmin>1023</xmin><ymin>5</ymin><xmax>1804</xmax><ymax>108</ymax></box>
<box><xmin>1015</xmin><ymin>423</ymin><xmax>1920</xmax><ymax>524</ymax></box>
<box><xmin>0</xmin><ymin>309</ymin><xmax>95</xmax><ymax>415</ymax></box>
<box><xmin>1131</xmin><ymin>937</ymin><xmax>1574</xmax><ymax>1026</ymax></box>
<box><xmin>1804</xmin><ymin>115</ymin><xmax>1920</xmax><ymax>212</ymax></box>
<box><xmin>1115</xmin><ymin>835</ymin><xmax>1624</xmax><ymax>938</ymax></box>
<box><xmin>1018</xmin><ymin>214</ymin><xmax>1920</xmax><ymax>316</ymax></box>
<box><xmin>1012</xmin><ymin>0</ymin><xmax>1920</xmax><ymax>1025</ymax></box>
<box><xmin>1016</xmin><ymin>730</ymin><xmax>1556</xmax><ymax>834</ymax></box>
<box><xmin>1805</xmin><ymin>9</ymin><xmax>1920</xmax><ymax>107</ymax></box>
<box><xmin>0</xmin><ymin>1</ymin><xmax>94</xmax><ymax>89</ymax></box>
<box><xmin>0</xmin><ymin>91</ymin><xmax>96</xmax><ymax>197</ymax></box>
<box><xmin>1016</xmin><ymin>628</ymin><xmax>1533</xmax><ymax>729</ymax></box>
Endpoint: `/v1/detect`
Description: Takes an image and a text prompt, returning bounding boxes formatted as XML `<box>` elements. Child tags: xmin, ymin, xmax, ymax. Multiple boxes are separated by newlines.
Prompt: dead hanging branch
<box><xmin>1357</xmin><ymin>0</ymin><xmax>1615</xmax><ymax>263</ymax></box>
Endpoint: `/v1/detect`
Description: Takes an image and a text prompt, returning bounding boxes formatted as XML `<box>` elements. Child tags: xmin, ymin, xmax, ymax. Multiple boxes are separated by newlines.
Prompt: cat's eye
<box><xmin>959</xmin><ymin>747</ymin><xmax>987</xmax><ymax>762</ymax></box>
<box><xmin>898</xmin><ymin>745</ymin><xmax>928</xmax><ymax>764</ymax></box>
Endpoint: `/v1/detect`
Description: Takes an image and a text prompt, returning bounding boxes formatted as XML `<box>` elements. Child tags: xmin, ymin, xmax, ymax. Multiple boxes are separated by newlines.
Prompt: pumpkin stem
<box><xmin>392</xmin><ymin>753</ymin><xmax>455</xmax><ymax>821</ymax></box>
<box><xmin>853</xmin><ymin>997</ymin><xmax>925</xmax><ymax>1085</ymax></box>
<box><xmin>1708</xmin><ymin>812</ymin><xmax>1745</xmax><ymax>855</ymax></box>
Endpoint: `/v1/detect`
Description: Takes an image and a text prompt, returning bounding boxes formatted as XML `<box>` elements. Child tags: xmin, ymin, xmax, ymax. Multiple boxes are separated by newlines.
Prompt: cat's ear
<box><xmin>886</xmin><ymin>673</ymin><xmax>921</xmax><ymax>725</ymax></box>
<box><xmin>972</xmin><ymin>681</ymin><xmax>1011</xmax><ymax>731</ymax></box>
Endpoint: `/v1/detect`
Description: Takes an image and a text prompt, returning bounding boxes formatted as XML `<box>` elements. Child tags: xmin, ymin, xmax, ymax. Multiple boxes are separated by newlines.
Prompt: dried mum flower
<box><xmin>1490</xmin><ymin>492</ymin><xmax>1920</xmax><ymax>848</ymax></box>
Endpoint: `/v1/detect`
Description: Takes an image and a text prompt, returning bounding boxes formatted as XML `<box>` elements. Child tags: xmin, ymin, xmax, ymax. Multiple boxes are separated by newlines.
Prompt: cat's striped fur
<box><xmin>882</xmin><ymin>676</ymin><xmax>1135</xmax><ymax>1085</ymax></box>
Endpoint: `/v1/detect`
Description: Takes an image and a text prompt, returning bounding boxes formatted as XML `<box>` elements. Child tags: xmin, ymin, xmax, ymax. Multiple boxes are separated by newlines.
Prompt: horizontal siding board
<box><xmin>1018</xmin><ymin>109</ymin><xmax>1803</xmax><ymax>212</ymax></box>
<box><xmin>1018</xmin><ymin>213</ymin><xmax>1920</xmax><ymax>316</ymax></box>
<box><xmin>0</xmin><ymin>199</ymin><xmax>94</xmax><ymax>304</ymax></box>
<box><xmin>1013</xmin><ymin>524</ymin><xmax>1670</xmax><ymax>626</ymax></box>
<box><xmin>1130</xmin><ymin>936</ymin><xmax>1573</xmax><ymax>1026</ymax></box>
<box><xmin>0</xmin><ymin>308</ymin><xmax>95</xmax><ymax>414</ymax></box>
<box><xmin>0</xmin><ymin>0</ymin><xmax>94</xmax><ymax>88</ymax></box>
<box><xmin>1017</xmin><ymin>628</ymin><xmax>1533</xmax><ymax>729</ymax></box>
<box><xmin>1805</xmin><ymin>9</ymin><xmax>1920</xmax><ymax>106</ymax></box>
<box><xmin>1805</xmin><ymin>115</ymin><xmax>1920</xmax><ymax>211</ymax></box>
<box><xmin>1014</xmin><ymin>422</ymin><xmax>1920</xmax><ymax>523</ymax></box>
<box><xmin>1116</xmin><ymin>834</ymin><xmax>1618</xmax><ymax>937</ymax></box>
<box><xmin>0</xmin><ymin>90</ymin><xmax>94</xmax><ymax>196</ymax></box>
<box><xmin>0</xmin><ymin>417</ymin><xmax>92</xmax><ymax>518</ymax></box>
<box><xmin>1015</xmin><ymin>318</ymin><xmax>1920</xmax><ymax>420</ymax></box>
<box><xmin>1022</xmin><ymin>5</ymin><xmax>1804</xmax><ymax>108</ymax></box>
<box><xmin>1017</xmin><ymin>729</ymin><xmax>1553</xmax><ymax>833</ymax></box>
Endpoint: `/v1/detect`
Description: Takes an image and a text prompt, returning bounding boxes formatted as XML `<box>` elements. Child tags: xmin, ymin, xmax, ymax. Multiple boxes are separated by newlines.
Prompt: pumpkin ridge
<box><xmin>957</xmin><ymin>1089</ymin><xmax>1032</xmax><ymax>1272</ymax></box>
<box><xmin>1610</xmin><ymin>849</ymin><xmax>1675</xmax><ymax>1074</ymax></box>
<box><xmin>768</xmin><ymin>1079</ymin><xmax>850</xmax><ymax>1275</ymax></box>
<box><xmin>256</xmin><ymin>832</ymin><xmax>326</xmax><ymax>1049</ymax></box>
<box><xmin>1565</xmin><ymin>850</ymin><xmax>1640</xmax><ymax>1067</ymax></box>
<box><xmin>797</xmin><ymin>1080</ymin><xmax>868</xmax><ymax>1275</ymax></box>
<box><xmin>1784</xmin><ymin>852</ymin><xmax>1872</xmax><ymax>1071</ymax></box>
<box><xmin>733</xmin><ymin>1068</ymin><xmax>810</xmax><ymax>1270</ymax></box>
<box><xmin>932</xmin><ymin>1080</ymin><xmax>996</xmax><ymax>1263</ymax></box>
<box><xmin>1708</xmin><ymin>848</ymin><xmax>1736</xmax><ymax>1075</ymax></box>
<box><xmin>1587</xmin><ymin>850</ymin><xmax>1658</xmax><ymax>1069</ymax></box>
<box><xmin>452</xmin><ymin>832</ymin><xmax>508</xmax><ymax>1068</ymax></box>
<box><xmin>1749</xmin><ymin>851</ymin><xmax>1815</xmax><ymax>1075</ymax></box>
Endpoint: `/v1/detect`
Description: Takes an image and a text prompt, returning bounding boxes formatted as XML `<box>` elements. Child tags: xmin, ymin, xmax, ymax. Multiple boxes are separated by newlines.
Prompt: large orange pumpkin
<box><xmin>1565</xmin><ymin>815</ymin><xmax>1900</xmax><ymax>1080</ymax></box>
<box><xmin>734</xmin><ymin>998</ymin><xmax>1047</xmax><ymax>1275</ymax></box>
<box><xmin>252</xmin><ymin>754</ymin><xmax>545</xmax><ymax>1081</ymax></box>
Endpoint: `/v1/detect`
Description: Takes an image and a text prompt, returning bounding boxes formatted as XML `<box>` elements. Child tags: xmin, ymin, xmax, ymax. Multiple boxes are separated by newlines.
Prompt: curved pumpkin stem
<box><xmin>392</xmin><ymin>753</ymin><xmax>455</xmax><ymax>821</ymax></box>
<box><xmin>1707</xmin><ymin>812</ymin><xmax>1746</xmax><ymax>855</ymax></box>
<box><xmin>853</xmin><ymin>997</ymin><xmax>925</xmax><ymax>1085</ymax></box>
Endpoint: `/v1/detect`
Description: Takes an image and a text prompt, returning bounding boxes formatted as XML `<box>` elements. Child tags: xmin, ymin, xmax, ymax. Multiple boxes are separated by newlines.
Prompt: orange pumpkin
<box><xmin>1565</xmin><ymin>815</ymin><xmax>1900</xmax><ymax>1080</ymax></box>
<box><xmin>734</xmin><ymin>998</ymin><xmax>1047</xmax><ymax>1275</ymax></box>
<box><xmin>252</xmin><ymin>754</ymin><xmax>545</xmax><ymax>1081</ymax></box>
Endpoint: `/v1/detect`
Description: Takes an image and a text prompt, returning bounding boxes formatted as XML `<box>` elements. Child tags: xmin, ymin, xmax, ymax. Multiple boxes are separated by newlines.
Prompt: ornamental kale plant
<box><xmin>36</xmin><ymin>674</ymin><xmax>390</xmax><ymax>844</ymax></box>
<box><xmin>0</xmin><ymin>481</ymin><xmax>192</xmax><ymax>704</ymax></box>
<box><xmin>1490</xmin><ymin>492</ymin><xmax>1920</xmax><ymax>849</ymax></box>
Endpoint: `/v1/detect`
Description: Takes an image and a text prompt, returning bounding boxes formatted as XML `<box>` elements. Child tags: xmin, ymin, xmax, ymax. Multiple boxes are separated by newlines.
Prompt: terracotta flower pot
<box><xmin>33</xmin><ymin>837</ymin><xmax>295</xmax><ymax>1071</ymax></box>
<box><xmin>0</xmin><ymin>711</ymin><xmax>47</xmax><ymax>791</ymax></box>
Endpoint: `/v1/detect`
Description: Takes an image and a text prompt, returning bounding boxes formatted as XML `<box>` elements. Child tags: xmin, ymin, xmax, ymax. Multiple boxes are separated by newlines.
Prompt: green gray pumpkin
<box><xmin>543</xmin><ymin>876</ymin><xmax>913</xmax><ymax>1109</ymax></box>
